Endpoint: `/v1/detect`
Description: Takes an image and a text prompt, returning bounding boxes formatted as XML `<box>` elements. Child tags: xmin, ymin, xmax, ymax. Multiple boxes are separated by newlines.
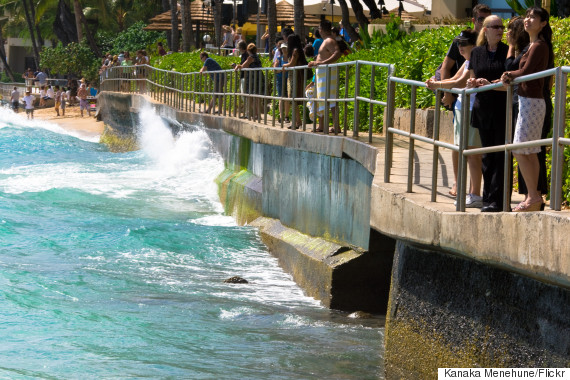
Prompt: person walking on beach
<box><xmin>23</xmin><ymin>90</ymin><xmax>35</xmax><ymax>120</ymax></box>
<box><xmin>10</xmin><ymin>86</ymin><xmax>20</xmax><ymax>113</ymax></box>
<box><xmin>308</xmin><ymin>19</ymin><xmax>342</xmax><ymax>134</ymax></box>
<box><xmin>54</xmin><ymin>86</ymin><xmax>63</xmax><ymax>116</ymax></box>
<box><xmin>77</xmin><ymin>83</ymin><xmax>91</xmax><ymax>117</ymax></box>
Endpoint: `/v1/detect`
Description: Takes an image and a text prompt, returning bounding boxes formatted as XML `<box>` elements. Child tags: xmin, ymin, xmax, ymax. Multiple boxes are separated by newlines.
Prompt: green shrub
<box><xmin>40</xmin><ymin>42</ymin><xmax>100</xmax><ymax>83</ymax></box>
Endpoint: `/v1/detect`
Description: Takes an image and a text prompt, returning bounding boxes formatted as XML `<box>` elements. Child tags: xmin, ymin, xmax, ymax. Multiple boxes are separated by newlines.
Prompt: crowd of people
<box><xmin>426</xmin><ymin>4</ymin><xmax>553</xmax><ymax>213</ymax></box>
<box><xmin>199</xmin><ymin>20</ymin><xmax>347</xmax><ymax>134</ymax></box>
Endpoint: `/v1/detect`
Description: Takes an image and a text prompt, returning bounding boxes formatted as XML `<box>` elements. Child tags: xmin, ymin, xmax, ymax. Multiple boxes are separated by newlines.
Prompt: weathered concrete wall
<box><xmin>100</xmin><ymin>92</ymin><xmax>376</xmax><ymax>249</ymax></box>
<box><xmin>252</xmin><ymin>217</ymin><xmax>395</xmax><ymax>313</ymax></box>
<box><xmin>385</xmin><ymin>241</ymin><xmax>570</xmax><ymax>378</ymax></box>
<box><xmin>97</xmin><ymin>92</ymin><xmax>388</xmax><ymax>312</ymax></box>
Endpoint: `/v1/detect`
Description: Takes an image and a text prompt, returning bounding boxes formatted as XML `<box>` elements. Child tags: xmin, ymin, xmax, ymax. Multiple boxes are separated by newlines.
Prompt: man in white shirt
<box><xmin>23</xmin><ymin>91</ymin><xmax>35</xmax><ymax>120</ymax></box>
<box><xmin>10</xmin><ymin>87</ymin><xmax>20</xmax><ymax>113</ymax></box>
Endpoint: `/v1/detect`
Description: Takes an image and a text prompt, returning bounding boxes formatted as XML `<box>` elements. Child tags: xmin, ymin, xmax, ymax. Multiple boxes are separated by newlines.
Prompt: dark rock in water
<box><xmin>348</xmin><ymin>311</ymin><xmax>374</xmax><ymax>319</ymax></box>
<box><xmin>224</xmin><ymin>276</ymin><xmax>249</xmax><ymax>284</ymax></box>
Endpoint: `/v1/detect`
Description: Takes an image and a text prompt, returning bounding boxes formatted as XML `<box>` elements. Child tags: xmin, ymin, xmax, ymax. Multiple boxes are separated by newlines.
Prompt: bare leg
<box><xmin>467</xmin><ymin>152</ymin><xmax>482</xmax><ymax>196</ymax></box>
<box><xmin>514</xmin><ymin>153</ymin><xmax>541</xmax><ymax>205</ymax></box>
<box><xmin>450</xmin><ymin>150</ymin><xmax>458</xmax><ymax>196</ymax></box>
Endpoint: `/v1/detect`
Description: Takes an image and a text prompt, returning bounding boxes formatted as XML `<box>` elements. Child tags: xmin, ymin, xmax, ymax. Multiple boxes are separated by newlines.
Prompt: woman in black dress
<box><xmin>467</xmin><ymin>15</ymin><xmax>509</xmax><ymax>212</ymax></box>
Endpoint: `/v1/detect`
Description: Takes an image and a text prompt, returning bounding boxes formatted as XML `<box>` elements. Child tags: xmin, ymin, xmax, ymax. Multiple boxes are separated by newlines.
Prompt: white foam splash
<box><xmin>0</xmin><ymin>106</ymin><xmax>99</xmax><ymax>142</ymax></box>
<box><xmin>0</xmin><ymin>104</ymin><xmax>226</xmax><ymax>218</ymax></box>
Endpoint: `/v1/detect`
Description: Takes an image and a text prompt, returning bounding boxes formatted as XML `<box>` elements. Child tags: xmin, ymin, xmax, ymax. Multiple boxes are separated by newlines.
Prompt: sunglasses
<box><xmin>456</xmin><ymin>40</ymin><xmax>473</xmax><ymax>47</ymax></box>
<box><xmin>476</xmin><ymin>16</ymin><xmax>486</xmax><ymax>23</ymax></box>
<box><xmin>487</xmin><ymin>25</ymin><xmax>505</xmax><ymax>30</ymax></box>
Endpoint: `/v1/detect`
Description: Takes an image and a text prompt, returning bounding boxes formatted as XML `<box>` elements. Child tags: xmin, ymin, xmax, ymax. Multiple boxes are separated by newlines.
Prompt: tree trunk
<box><xmin>80</xmin><ymin>7</ymin><xmax>101</xmax><ymax>57</ymax></box>
<box><xmin>338</xmin><ymin>0</ymin><xmax>359</xmax><ymax>42</ymax></box>
<box><xmin>360</xmin><ymin>0</ymin><xmax>382</xmax><ymax>19</ymax></box>
<box><xmin>73</xmin><ymin>0</ymin><xmax>84</xmax><ymax>42</ymax></box>
<box><xmin>162</xmin><ymin>0</ymin><xmax>172</xmax><ymax>49</ymax></box>
<box><xmin>0</xmin><ymin>27</ymin><xmax>15</xmax><ymax>82</ymax></box>
<box><xmin>293</xmin><ymin>0</ymin><xmax>304</xmax><ymax>42</ymax></box>
<box><xmin>348</xmin><ymin>0</ymin><xmax>370</xmax><ymax>30</ymax></box>
<box><xmin>170</xmin><ymin>0</ymin><xmax>179</xmax><ymax>52</ymax></box>
<box><xmin>214</xmin><ymin>0</ymin><xmax>222</xmax><ymax>47</ymax></box>
<box><xmin>30</xmin><ymin>1</ymin><xmax>44</xmax><ymax>48</ymax></box>
<box><xmin>267</xmin><ymin>0</ymin><xmax>277</xmax><ymax>57</ymax></box>
<box><xmin>22</xmin><ymin>0</ymin><xmax>41</xmax><ymax>69</ymax></box>
<box><xmin>180</xmin><ymin>0</ymin><xmax>193</xmax><ymax>52</ymax></box>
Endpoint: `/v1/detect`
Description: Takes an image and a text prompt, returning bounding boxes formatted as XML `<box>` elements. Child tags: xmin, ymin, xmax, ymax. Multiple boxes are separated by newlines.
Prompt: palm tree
<box><xmin>338</xmin><ymin>0</ymin><xmax>359</xmax><ymax>42</ymax></box>
<box><xmin>180</xmin><ymin>0</ymin><xmax>192</xmax><ymax>52</ymax></box>
<box><xmin>22</xmin><ymin>0</ymin><xmax>41</xmax><ymax>68</ymax></box>
<box><xmin>73</xmin><ymin>0</ymin><xmax>83</xmax><ymax>41</ymax></box>
<box><xmin>348</xmin><ymin>0</ymin><xmax>370</xmax><ymax>30</ymax></box>
<box><xmin>214</xmin><ymin>0</ymin><xmax>222</xmax><ymax>47</ymax></box>
<box><xmin>170</xmin><ymin>0</ymin><xmax>179</xmax><ymax>52</ymax></box>
<box><xmin>0</xmin><ymin>22</ymin><xmax>16</xmax><ymax>81</ymax></box>
<box><xmin>266</xmin><ymin>0</ymin><xmax>276</xmax><ymax>55</ymax></box>
<box><xmin>293</xmin><ymin>0</ymin><xmax>304</xmax><ymax>41</ymax></box>
<box><xmin>360</xmin><ymin>0</ymin><xmax>382</xmax><ymax>19</ymax></box>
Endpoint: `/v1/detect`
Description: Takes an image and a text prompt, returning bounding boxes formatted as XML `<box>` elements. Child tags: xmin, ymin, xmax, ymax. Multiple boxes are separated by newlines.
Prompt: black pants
<box><xmin>478</xmin><ymin>127</ymin><xmax>506</xmax><ymax>209</ymax></box>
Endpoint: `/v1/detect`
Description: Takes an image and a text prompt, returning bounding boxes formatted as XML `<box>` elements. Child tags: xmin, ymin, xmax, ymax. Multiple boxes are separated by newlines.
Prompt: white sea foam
<box><xmin>0</xmin><ymin>106</ymin><xmax>99</xmax><ymax>142</ymax></box>
<box><xmin>0</xmin><ymin>105</ymin><xmax>225</xmax><ymax>215</ymax></box>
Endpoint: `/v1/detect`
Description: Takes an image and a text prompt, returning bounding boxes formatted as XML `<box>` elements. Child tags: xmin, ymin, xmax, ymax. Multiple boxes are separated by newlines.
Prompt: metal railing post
<box><xmin>431</xmin><ymin>91</ymin><xmax>442</xmax><ymax>202</ymax></box>
<box><xmin>368</xmin><ymin>65</ymin><xmax>375</xmax><ymax>143</ymax></box>
<box><xmin>551</xmin><ymin>67</ymin><xmax>565</xmax><ymax>211</ymax></box>
<box><xmin>353</xmin><ymin>61</ymin><xmax>360</xmax><ymax>138</ymax></box>
<box><xmin>503</xmin><ymin>85</ymin><xmax>513</xmax><ymax>212</ymax></box>
<box><xmin>407</xmin><ymin>85</ymin><xmax>417</xmax><ymax>193</ymax></box>
<box><xmin>384</xmin><ymin>68</ymin><xmax>395</xmax><ymax>183</ymax></box>
<box><xmin>457</xmin><ymin>91</ymin><xmax>469</xmax><ymax>212</ymax></box>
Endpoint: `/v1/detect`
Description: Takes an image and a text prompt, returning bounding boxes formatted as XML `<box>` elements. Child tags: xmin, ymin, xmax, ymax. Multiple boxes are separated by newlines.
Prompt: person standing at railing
<box><xmin>426</xmin><ymin>29</ymin><xmax>483</xmax><ymax>208</ymax></box>
<box><xmin>467</xmin><ymin>15</ymin><xmax>508</xmax><ymax>213</ymax></box>
<box><xmin>221</xmin><ymin>26</ymin><xmax>234</xmax><ymax>53</ymax></box>
<box><xmin>273</xmin><ymin>42</ymin><xmax>290</xmax><ymax>123</ymax></box>
<box><xmin>22</xmin><ymin>68</ymin><xmax>34</xmax><ymax>89</ymax></box>
<box><xmin>200</xmin><ymin>52</ymin><xmax>225</xmax><ymax>114</ymax></box>
<box><xmin>235</xmin><ymin>43</ymin><xmax>265</xmax><ymax>121</ymax></box>
<box><xmin>135</xmin><ymin>50</ymin><xmax>149</xmax><ymax>93</ymax></box>
<box><xmin>282</xmin><ymin>34</ymin><xmax>309</xmax><ymax>130</ymax></box>
<box><xmin>10</xmin><ymin>86</ymin><xmax>20</xmax><ymax>113</ymax></box>
<box><xmin>312</xmin><ymin>28</ymin><xmax>323</xmax><ymax>57</ymax></box>
<box><xmin>308</xmin><ymin>19</ymin><xmax>341</xmax><ymax>134</ymax></box>
<box><xmin>501</xmin><ymin>7</ymin><xmax>553</xmax><ymax>212</ymax></box>
<box><xmin>438</xmin><ymin>4</ymin><xmax>491</xmax><ymax>197</ymax></box>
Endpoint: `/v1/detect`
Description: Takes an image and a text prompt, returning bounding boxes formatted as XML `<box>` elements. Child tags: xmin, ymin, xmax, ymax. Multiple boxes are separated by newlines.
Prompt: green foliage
<box><xmin>40</xmin><ymin>42</ymin><xmax>100</xmax><ymax>82</ymax></box>
<box><xmin>0</xmin><ymin>71</ymin><xmax>24</xmax><ymax>83</ymax></box>
<box><xmin>105</xmin><ymin>21</ymin><xmax>165</xmax><ymax>55</ymax></box>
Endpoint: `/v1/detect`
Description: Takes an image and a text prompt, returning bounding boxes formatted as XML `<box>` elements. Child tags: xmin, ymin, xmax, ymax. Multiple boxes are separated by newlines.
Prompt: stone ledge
<box><xmin>371</xmin><ymin>183</ymin><xmax>570</xmax><ymax>289</ymax></box>
<box><xmin>251</xmin><ymin>216</ymin><xmax>391</xmax><ymax>312</ymax></box>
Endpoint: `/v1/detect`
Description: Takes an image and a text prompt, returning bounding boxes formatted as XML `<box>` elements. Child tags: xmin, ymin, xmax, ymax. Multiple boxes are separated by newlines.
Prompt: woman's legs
<box><xmin>467</xmin><ymin>152</ymin><xmax>482</xmax><ymax>196</ymax></box>
<box><xmin>514</xmin><ymin>153</ymin><xmax>541</xmax><ymax>205</ymax></box>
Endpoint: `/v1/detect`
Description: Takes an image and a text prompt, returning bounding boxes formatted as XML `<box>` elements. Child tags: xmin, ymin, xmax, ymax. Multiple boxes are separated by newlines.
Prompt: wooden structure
<box><xmin>144</xmin><ymin>1</ymin><xmax>215</xmax><ymax>48</ymax></box>
<box><xmin>247</xmin><ymin>0</ymin><xmax>321</xmax><ymax>27</ymax></box>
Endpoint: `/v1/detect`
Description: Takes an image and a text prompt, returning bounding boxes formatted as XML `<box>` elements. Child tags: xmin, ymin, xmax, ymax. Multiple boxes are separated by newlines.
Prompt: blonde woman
<box><xmin>466</xmin><ymin>15</ymin><xmax>508</xmax><ymax>212</ymax></box>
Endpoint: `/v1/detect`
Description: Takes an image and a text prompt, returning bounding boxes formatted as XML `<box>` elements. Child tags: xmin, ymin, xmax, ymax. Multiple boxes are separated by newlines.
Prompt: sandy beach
<box><xmin>29</xmin><ymin>103</ymin><xmax>105</xmax><ymax>141</ymax></box>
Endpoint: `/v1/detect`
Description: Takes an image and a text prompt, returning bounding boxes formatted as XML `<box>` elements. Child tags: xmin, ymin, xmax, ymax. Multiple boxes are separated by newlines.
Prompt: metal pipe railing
<box><xmin>97</xmin><ymin>62</ymin><xmax>570</xmax><ymax>213</ymax></box>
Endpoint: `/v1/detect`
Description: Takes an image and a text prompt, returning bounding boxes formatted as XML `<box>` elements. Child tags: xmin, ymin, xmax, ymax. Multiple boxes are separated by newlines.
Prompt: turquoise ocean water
<box><xmin>0</xmin><ymin>106</ymin><xmax>383</xmax><ymax>379</ymax></box>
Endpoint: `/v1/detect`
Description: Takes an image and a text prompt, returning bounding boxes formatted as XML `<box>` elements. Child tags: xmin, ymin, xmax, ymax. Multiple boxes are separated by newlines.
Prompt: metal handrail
<box><xmin>98</xmin><ymin>62</ymin><xmax>570</xmax><ymax>212</ymax></box>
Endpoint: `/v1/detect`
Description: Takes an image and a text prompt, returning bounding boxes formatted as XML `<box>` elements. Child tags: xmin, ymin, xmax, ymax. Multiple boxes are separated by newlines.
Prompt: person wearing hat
<box><xmin>426</xmin><ymin>29</ymin><xmax>483</xmax><ymax>208</ymax></box>
<box><xmin>221</xmin><ymin>25</ymin><xmax>234</xmax><ymax>51</ymax></box>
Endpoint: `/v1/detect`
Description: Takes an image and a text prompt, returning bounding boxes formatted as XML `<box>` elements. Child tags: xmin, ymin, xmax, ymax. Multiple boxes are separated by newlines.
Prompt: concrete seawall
<box><xmin>97</xmin><ymin>92</ymin><xmax>393</xmax><ymax>313</ymax></box>
<box><xmin>97</xmin><ymin>92</ymin><xmax>570</xmax><ymax>375</ymax></box>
